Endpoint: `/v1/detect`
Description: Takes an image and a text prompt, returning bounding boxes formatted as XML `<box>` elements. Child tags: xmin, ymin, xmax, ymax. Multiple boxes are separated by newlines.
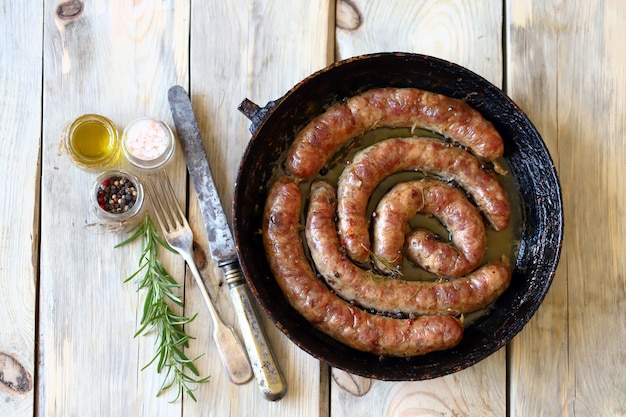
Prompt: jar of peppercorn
<box><xmin>91</xmin><ymin>169</ymin><xmax>145</xmax><ymax>225</ymax></box>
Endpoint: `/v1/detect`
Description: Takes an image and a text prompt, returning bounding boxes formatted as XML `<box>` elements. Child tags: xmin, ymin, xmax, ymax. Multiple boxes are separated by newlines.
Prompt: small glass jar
<box><xmin>65</xmin><ymin>114</ymin><xmax>121</xmax><ymax>171</ymax></box>
<box><xmin>121</xmin><ymin>116</ymin><xmax>175</xmax><ymax>172</ymax></box>
<box><xmin>91</xmin><ymin>169</ymin><xmax>145</xmax><ymax>225</ymax></box>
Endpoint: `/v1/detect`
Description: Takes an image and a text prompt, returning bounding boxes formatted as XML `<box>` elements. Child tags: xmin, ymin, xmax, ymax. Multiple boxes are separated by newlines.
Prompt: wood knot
<box><xmin>56</xmin><ymin>0</ymin><xmax>84</xmax><ymax>24</ymax></box>
<box><xmin>331</xmin><ymin>368</ymin><xmax>372</xmax><ymax>396</ymax></box>
<box><xmin>336</xmin><ymin>0</ymin><xmax>363</xmax><ymax>31</ymax></box>
<box><xmin>0</xmin><ymin>352</ymin><xmax>33</xmax><ymax>394</ymax></box>
<box><xmin>193</xmin><ymin>241</ymin><xmax>208</xmax><ymax>270</ymax></box>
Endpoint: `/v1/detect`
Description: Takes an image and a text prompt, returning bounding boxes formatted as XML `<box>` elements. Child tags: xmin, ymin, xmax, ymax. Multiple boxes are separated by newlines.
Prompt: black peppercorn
<box><xmin>97</xmin><ymin>175</ymin><xmax>138</xmax><ymax>214</ymax></box>
<box><xmin>91</xmin><ymin>169</ymin><xmax>144</xmax><ymax>226</ymax></box>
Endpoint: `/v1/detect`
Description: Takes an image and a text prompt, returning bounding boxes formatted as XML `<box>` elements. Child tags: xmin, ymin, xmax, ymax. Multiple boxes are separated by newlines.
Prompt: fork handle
<box><xmin>184</xmin><ymin>257</ymin><xmax>253</xmax><ymax>385</ymax></box>
<box><xmin>223</xmin><ymin>263</ymin><xmax>288</xmax><ymax>401</ymax></box>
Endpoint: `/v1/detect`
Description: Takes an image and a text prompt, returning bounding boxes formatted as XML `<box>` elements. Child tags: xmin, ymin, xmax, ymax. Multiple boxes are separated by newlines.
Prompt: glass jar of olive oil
<box><xmin>65</xmin><ymin>114</ymin><xmax>121</xmax><ymax>171</ymax></box>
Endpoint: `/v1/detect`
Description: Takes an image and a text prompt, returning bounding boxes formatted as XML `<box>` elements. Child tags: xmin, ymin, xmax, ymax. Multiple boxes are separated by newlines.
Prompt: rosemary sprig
<box><xmin>361</xmin><ymin>243</ymin><xmax>404</xmax><ymax>278</ymax></box>
<box><xmin>116</xmin><ymin>215</ymin><xmax>210</xmax><ymax>402</ymax></box>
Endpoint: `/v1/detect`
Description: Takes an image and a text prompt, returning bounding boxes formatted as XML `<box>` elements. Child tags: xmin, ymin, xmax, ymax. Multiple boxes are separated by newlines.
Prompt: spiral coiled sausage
<box><xmin>262</xmin><ymin>87</ymin><xmax>513</xmax><ymax>356</ymax></box>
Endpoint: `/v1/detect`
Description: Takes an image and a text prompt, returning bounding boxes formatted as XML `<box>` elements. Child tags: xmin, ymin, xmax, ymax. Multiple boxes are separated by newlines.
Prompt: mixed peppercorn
<box><xmin>96</xmin><ymin>175</ymin><xmax>138</xmax><ymax>214</ymax></box>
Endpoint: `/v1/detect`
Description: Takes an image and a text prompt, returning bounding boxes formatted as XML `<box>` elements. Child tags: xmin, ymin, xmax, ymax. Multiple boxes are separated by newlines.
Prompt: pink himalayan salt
<box><xmin>125</xmin><ymin>119</ymin><xmax>170</xmax><ymax>161</ymax></box>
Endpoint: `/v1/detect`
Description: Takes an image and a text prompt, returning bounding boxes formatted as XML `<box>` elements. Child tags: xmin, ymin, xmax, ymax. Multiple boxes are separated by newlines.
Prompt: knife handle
<box><xmin>222</xmin><ymin>263</ymin><xmax>288</xmax><ymax>401</ymax></box>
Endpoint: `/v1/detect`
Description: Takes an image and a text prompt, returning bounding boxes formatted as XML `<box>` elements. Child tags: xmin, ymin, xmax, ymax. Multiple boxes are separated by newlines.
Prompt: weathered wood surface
<box><xmin>507</xmin><ymin>1</ymin><xmax>626</xmax><ymax>416</ymax></box>
<box><xmin>2</xmin><ymin>0</ymin><xmax>626</xmax><ymax>416</ymax></box>
<box><xmin>0</xmin><ymin>1</ymin><xmax>41</xmax><ymax>416</ymax></box>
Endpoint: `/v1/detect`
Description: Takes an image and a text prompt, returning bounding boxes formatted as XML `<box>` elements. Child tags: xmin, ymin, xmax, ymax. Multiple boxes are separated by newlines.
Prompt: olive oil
<box><xmin>65</xmin><ymin>114</ymin><xmax>120</xmax><ymax>170</ymax></box>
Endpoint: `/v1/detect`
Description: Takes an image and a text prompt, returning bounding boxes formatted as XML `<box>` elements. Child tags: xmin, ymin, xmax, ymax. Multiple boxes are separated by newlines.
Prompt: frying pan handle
<box><xmin>238</xmin><ymin>98</ymin><xmax>280</xmax><ymax>134</ymax></box>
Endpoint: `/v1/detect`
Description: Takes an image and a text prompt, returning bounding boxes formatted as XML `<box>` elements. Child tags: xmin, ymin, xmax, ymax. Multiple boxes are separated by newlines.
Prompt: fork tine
<box><xmin>147</xmin><ymin>171</ymin><xmax>185</xmax><ymax>232</ymax></box>
<box><xmin>146</xmin><ymin>173</ymin><xmax>169</xmax><ymax>233</ymax></box>
<box><xmin>160</xmin><ymin>170</ymin><xmax>187</xmax><ymax>227</ymax></box>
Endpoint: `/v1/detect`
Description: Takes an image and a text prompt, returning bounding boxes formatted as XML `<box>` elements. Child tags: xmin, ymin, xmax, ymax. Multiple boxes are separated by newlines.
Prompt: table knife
<box><xmin>167</xmin><ymin>85</ymin><xmax>287</xmax><ymax>401</ymax></box>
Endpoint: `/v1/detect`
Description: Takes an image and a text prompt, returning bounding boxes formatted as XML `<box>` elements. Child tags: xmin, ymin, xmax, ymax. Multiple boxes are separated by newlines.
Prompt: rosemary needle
<box><xmin>116</xmin><ymin>215</ymin><xmax>210</xmax><ymax>402</ymax></box>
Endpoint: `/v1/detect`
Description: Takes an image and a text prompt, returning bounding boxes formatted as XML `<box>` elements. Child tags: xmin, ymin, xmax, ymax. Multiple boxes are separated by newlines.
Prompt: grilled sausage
<box><xmin>264</xmin><ymin>176</ymin><xmax>464</xmax><ymax>356</ymax></box>
<box><xmin>306</xmin><ymin>180</ymin><xmax>511</xmax><ymax>316</ymax></box>
<box><xmin>337</xmin><ymin>137</ymin><xmax>510</xmax><ymax>264</ymax></box>
<box><xmin>286</xmin><ymin>87</ymin><xmax>504</xmax><ymax>179</ymax></box>
<box><xmin>372</xmin><ymin>179</ymin><xmax>486</xmax><ymax>277</ymax></box>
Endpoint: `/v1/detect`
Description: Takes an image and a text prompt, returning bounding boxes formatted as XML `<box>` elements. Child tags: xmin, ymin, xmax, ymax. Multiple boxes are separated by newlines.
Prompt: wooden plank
<box><xmin>505</xmin><ymin>1</ymin><xmax>566</xmax><ymax>415</ymax></box>
<box><xmin>336</xmin><ymin>0</ymin><xmax>503</xmax><ymax>86</ymax></box>
<box><xmin>507</xmin><ymin>0</ymin><xmax>626</xmax><ymax>415</ymax></box>
<box><xmin>332</xmin><ymin>1</ymin><xmax>506</xmax><ymax>416</ymax></box>
<box><xmin>0</xmin><ymin>0</ymin><xmax>41</xmax><ymax>416</ymax></box>
<box><xmin>331</xmin><ymin>358</ymin><xmax>506</xmax><ymax>416</ymax></box>
<box><xmin>40</xmin><ymin>1</ymin><xmax>190</xmax><ymax>415</ymax></box>
<box><xmin>180</xmin><ymin>0</ymin><xmax>333</xmax><ymax>415</ymax></box>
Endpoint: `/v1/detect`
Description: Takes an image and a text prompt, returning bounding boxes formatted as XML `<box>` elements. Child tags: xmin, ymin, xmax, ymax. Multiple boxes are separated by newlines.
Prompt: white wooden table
<box><xmin>2</xmin><ymin>1</ymin><xmax>625</xmax><ymax>416</ymax></box>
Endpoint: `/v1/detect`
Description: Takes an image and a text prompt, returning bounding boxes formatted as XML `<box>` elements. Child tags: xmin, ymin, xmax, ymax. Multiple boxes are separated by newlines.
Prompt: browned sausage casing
<box><xmin>263</xmin><ymin>176</ymin><xmax>464</xmax><ymax>357</ymax></box>
<box><xmin>337</xmin><ymin>137</ymin><xmax>510</xmax><ymax>264</ymax></box>
<box><xmin>286</xmin><ymin>87</ymin><xmax>504</xmax><ymax>179</ymax></box>
<box><xmin>306</xmin><ymin>180</ymin><xmax>511</xmax><ymax>316</ymax></box>
<box><xmin>372</xmin><ymin>179</ymin><xmax>486</xmax><ymax>278</ymax></box>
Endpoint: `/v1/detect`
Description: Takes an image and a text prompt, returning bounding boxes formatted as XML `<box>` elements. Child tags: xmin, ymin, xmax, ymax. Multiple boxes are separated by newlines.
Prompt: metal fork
<box><xmin>146</xmin><ymin>170</ymin><xmax>252</xmax><ymax>385</ymax></box>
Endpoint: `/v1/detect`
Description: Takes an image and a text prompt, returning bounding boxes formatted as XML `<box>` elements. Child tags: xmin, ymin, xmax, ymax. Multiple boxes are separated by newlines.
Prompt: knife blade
<box><xmin>167</xmin><ymin>85</ymin><xmax>287</xmax><ymax>401</ymax></box>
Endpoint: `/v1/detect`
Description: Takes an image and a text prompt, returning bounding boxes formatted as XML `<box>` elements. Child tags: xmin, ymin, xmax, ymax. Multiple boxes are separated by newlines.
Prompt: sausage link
<box><xmin>307</xmin><ymin>180</ymin><xmax>511</xmax><ymax>316</ymax></box>
<box><xmin>263</xmin><ymin>176</ymin><xmax>464</xmax><ymax>357</ymax></box>
<box><xmin>372</xmin><ymin>179</ymin><xmax>486</xmax><ymax>277</ymax></box>
<box><xmin>337</xmin><ymin>137</ymin><xmax>510</xmax><ymax>263</ymax></box>
<box><xmin>286</xmin><ymin>87</ymin><xmax>504</xmax><ymax>179</ymax></box>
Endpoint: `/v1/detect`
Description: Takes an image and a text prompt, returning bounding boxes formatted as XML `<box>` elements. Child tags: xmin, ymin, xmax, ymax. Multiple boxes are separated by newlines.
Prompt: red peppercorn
<box><xmin>96</xmin><ymin>175</ymin><xmax>138</xmax><ymax>214</ymax></box>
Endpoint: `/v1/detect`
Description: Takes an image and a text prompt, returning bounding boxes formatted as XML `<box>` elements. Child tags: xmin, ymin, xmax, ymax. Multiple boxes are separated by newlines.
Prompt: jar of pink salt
<box><xmin>121</xmin><ymin>116</ymin><xmax>175</xmax><ymax>172</ymax></box>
